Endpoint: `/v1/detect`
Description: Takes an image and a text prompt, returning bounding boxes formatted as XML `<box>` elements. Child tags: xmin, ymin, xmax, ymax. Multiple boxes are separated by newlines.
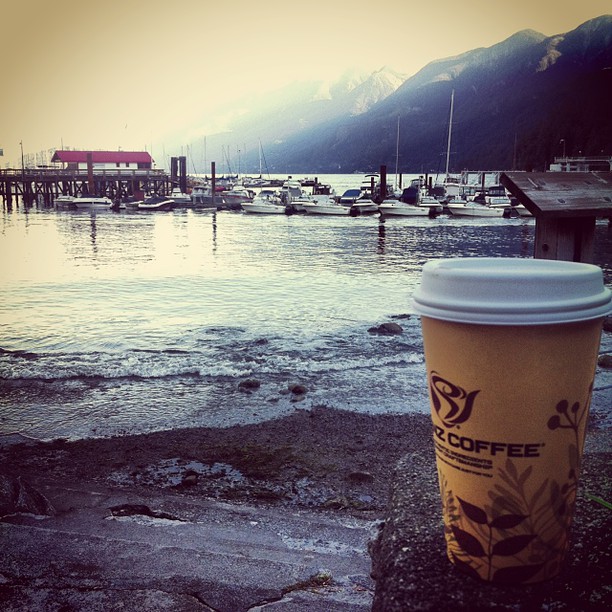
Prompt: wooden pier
<box><xmin>501</xmin><ymin>171</ymin><xmax>612</xmax><ymax>263</ymax></box>
<box><xmin>0</xmin><ymin>167</ymin><xmax>172</xmax><ymax>207</ymax></box>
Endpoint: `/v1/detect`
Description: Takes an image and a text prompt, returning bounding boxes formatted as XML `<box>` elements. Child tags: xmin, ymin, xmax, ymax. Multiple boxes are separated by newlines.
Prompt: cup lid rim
<box><xmin>412</xmin><ymin>257</ymin><xmax>611</xmax><ymax>325</ymax></box>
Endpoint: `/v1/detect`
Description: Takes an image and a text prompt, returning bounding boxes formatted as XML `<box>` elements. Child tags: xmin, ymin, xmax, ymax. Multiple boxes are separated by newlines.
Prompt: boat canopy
<box><xmin>400</xmin><ymin>187</ymin><xmax>419</xmax><ymax>204</ymax></box>
<box><xmin>338</xmin><ymin>189</ymin><xmax>362</xmax><ymax>203</ymax></box>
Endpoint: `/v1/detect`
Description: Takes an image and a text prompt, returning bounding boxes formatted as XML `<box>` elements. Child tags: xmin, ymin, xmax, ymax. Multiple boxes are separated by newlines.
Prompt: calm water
<box><xmin>1</xmin><ymin>174</ymin><xmax>611</xmax><ymax>440</ymax></box>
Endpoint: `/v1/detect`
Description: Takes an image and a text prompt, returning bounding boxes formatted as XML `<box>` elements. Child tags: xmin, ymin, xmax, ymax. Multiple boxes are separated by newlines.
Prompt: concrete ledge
<box><xmin>370</xmin><ymin>442</ymin><xmax>611</xmax><ymax>610</ymax></box>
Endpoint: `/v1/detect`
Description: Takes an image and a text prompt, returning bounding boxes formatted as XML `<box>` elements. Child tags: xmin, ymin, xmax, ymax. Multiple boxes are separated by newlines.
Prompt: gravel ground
<box><xmin>1</xmin><ymin>404</ymin><xmax>610</xmax><ymax>610</ymax></box>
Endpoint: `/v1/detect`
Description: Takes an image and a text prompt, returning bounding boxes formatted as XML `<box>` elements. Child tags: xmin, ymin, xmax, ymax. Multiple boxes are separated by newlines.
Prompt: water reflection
<box><xmin>89</xmin><ymin>215</ymin><xmax>98</xmax><ymax>259</ymax></box>
<box><xmin>212</xmin><ymin>211</ymin><xmax>218</xmax><ymax>254</ymax></box>
<box><xmin>377</xmin><ymin>219</ymin><xmax>386</xmax><ymax>254</ymax></box>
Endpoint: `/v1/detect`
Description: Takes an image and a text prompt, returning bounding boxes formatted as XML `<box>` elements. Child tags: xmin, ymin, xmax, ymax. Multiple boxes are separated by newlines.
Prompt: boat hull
<box><xmin>138</xmin><ymin>199</ymin><xmax>175</xmax><ymax>211</ymax></box>
<box><xmin>378</xmin><ymin>201</ymin><xmax>430</xmax><ymax>216</ymax></box>
<box><xmin>302</xmin><ymin>203</ymin><xmax>350</xmax><ymax>215</ymax></box>
<box><xmin>241</xmin><ymin>203</ymin><xmax>286</xmax><ymax>214</ymax></box>
<box><xmin>72</xmin><ymin>197</ymin><xmax>114</xmax><ymax>210</ymax></box>
<box><xmin>350</xmin><ymin>200</ymin><xmax>378</xmax><ymax>214</ymax></box>
<box><xmin>447</xmin><ymin>202</ymin><xmax>505</xmax><ymax>217</ymax></box>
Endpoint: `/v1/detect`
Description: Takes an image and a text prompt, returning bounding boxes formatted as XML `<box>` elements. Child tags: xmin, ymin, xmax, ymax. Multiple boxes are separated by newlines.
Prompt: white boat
<box><xmin>241</xmin><ymin>189</ymin><xmax>286</xmax><ymax>214</ymax></box>
<box><xmin>337</xmin><ymin>188</ymin><xmax>378</xmax><ymax>214</ymax></box>
<box><xmin>394</xmin><ymin>182</ymin><xmax>443</xmax><ymax>214</ymax></box>
<box><xmin>72</xmin><ymin>196</ymin><xmax>114</xmax><ymax>210</ymax></box>
<box><xmin>436</xmin><ymin>175</ymin><xmax>462</xmax><ymax>201</ymax></box>
<box><xmin>446</xmin><ymin>199</ymin><xmax>505</xmax><ymax>217</ymax></box>
<box><xmin>418</xmin><ymin>193</ymin><xmax>444</xmax><ymax>214</ymax></box>
<box><xmin>138</xmin><ymin>196</ymin><xmax>175</xmax><ymax>211</ymax></box>
<box><xmin>191</xmin><ymin>185</ymin><xmax>224</xmax><ymax>209</ymax></box>
<box><xmin>484</xmin><ymin>187</ymin><xmax>532</xmax><ymax>217</ymax></box>
<box><xmin>488</xmin><ymin>199</ymin><xmax>533</xmax><ymax>218</ymax></box>
<box><xmin>54</xmin><ymin>194</ymin><xmax>76</xmax><ymax>210</ymax></box>
<box><xmin>281</xmin><ymin>179</ymin><xmax>308</xmax><ymax>212</ymax></box>
<box><xmin>350</xmin><ymin>198</ymin><xmax>378</xmax><ymax>214</ymax></box>
<box><xmin>302</xmin><ymin>196</ymin><xmax>351</xmax><ymax>215</ymax></box>
<box><xmin>378</xmin><ymin>199</ymin><xmax>431</xmax><ymax>217</ymax></box>
<box><xmin>169</xmin><ymin>188</ymin><xmax>192</xmax><ymax>205</ymax></box>
<box><xmin>220</xmin><ymin>185</ymin><xmax>255</xmax><ymax>208</ymax></box>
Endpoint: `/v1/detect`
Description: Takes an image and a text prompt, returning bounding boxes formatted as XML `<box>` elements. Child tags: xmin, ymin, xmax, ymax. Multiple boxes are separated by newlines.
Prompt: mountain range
<box><xmin>186</xmin><ymin>15</ymin><xmax>611</xmax><ymax>175</ymax></box>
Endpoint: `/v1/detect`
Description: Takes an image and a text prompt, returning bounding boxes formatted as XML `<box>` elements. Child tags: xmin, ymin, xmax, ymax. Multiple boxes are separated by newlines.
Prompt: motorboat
<box><xmin>446</xmin><ymin>199</ymin><xmax>505</xmax><ymax>217</ymax></box>
<box><xmin>378</xmin><ymin>199</ymin><xmax>431</xmax><ymax>217</ymax></box>
<box><xmin>360</xmin><ymin>174</ymin><xmax>380</xmax><ymax>199</ymax></box>
<box><xmin>396</xmin><ymin>184</ymin><xmax>443</xmax><ymax>214</ymax></box>
<box><xmin>54</xmin><ymin>194</ymin><xmax>76</xmax><ymax>210</ymax></box>
<box><xmin>219</xmin><ymin>185</ymin><xmax>255</xmax><ymax>209</ymax></box>
<box><xmin>121</xmin><ymin>196</ymin><xmax>144</xmax><ymax>210</ymax></box>
<box><xmin>138</xmin><ymin>196</ymin><xmax>175</xmax><ymax>211</ymax></box>
<box><xmin>488</xmin><ymin>199</ymin><xmax>533</xmax><ymax>218</ymax></box>
<box><xmin>350</xmin><ymin>198</ymin><xmax>378</xmax><ymax>215</ymax></box>
<box><xmin>302</xmin><ymin>196</ymin><xmax>351</xmax><ymax>215</ymax></box>
<box><xmin>72</xmin><ymin>196</ymin><xmax>114</xmax><ymax>210</ymax></box>
<box><xmin>281</xmin><ymin>179</ymin><xmax>307</xmax><ymax>212</ymax></box>
<box><xmin>484</xmin><ymin>186</ymin><xmax>532</xmax><ymax>217</ymax></box>
<box><xmin>336</xmin><ymin>188</ymin><xmax>378</xmax><ymax>215</ymax></box>
<box><xmin>435</xmin><ymin>175</ymin><xmax>462</xmax><ymax>201</ymax></box>
<box><xmin>191</xmin><ymin>185</ymin><xmax>224</xmax><ymax>209</ymax></box>
<box><xmin>337</xmin><ymin>189</ymin><xmax>361</xmax><ymax>205</ymax></box>
<box><xmin>169</xmin><ymin>188</ymin><xmax>192</xmax><ymax>205</ymax></box>
<box><xmin>418</xmin><ymin>193</ymin><xmax>444</xmax><ymax>214</ymax></box>
<box><xmin>241</xmin><ymin>189</ymin><xmax>286</xmax><ymax>214</ymax></box>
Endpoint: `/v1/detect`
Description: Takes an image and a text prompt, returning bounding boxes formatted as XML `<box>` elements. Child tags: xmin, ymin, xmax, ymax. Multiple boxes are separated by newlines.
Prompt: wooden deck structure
<box><xmin>0</xmin><ymin>168</ymin><xmax>171</xmax><ymax>207</ymax></box>
<box><xmin>501</xmin><ymin>172</ymin><xmax>612</xmax><ymax>263</ymax></box>
<box><xmin>0</xmin><ymin>155</ymin><xmax>189</xmax><ymax>207</ymax></box>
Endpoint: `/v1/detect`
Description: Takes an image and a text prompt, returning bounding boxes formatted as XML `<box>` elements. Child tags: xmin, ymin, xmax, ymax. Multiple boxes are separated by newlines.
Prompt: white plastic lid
<box><xmin>412</xmin><ymin>258</ymin><xmax>611</xmax><ymax>325</ymax></box>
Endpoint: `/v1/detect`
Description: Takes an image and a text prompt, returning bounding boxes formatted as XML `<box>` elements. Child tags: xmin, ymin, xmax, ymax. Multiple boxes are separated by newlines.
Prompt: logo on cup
<box><xmin>430</xmin><ymin>371</ymin><xmax>480</xmax><ymax>428</ymax></box>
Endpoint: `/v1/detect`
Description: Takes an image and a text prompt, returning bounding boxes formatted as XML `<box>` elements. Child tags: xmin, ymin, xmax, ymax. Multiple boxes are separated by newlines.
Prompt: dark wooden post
<box><xmin>501</xmin><ymin>172</ymin><xmax>612</xmax><ymax>264</ymax></box>
<box><xmin>179</xmin><ymin>156</ymin><xmax>187</xmax><ymax>193</ymax></box>
<box><xmin>379</xmin><ymin>165</ymin><xmax>387</xmax><ymax>201</ymax></box>
<box><xmin>170</xmin><ymin>157</ymin><xmax>178</xmax><ymax>188</ymax></box>
<box><xmin>87</xmin><ymin>152</ymin><xmax>94</xmax><ymax>195</ymax></box>
<box><xmin>5</xmin><ymin>178</ymin><xmax>12</xmax><ymax>207</ymax></box>
<box><xmin>211</xmin><ymin>161</ymin><xmax>216</xmax><ymax>208</ymax></box>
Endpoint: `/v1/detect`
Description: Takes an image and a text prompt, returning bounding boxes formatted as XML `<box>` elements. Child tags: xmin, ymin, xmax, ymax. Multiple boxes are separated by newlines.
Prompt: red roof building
<box><xmin>51</xmin><ymin>150</ymin><xmax>154</xmax><ymax>170</ymax></box>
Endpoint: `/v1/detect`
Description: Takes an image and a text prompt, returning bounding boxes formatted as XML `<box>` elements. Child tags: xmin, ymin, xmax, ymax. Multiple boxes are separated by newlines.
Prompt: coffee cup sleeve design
<box><xmin>430</xmin><ymin>372</ymin><xmax>480</xmax><ymax>428</ymax></box>
<box><xmin>439</xmin><ymin>383</ymin><xmax>594</xmax><ymax>583</ymax></box>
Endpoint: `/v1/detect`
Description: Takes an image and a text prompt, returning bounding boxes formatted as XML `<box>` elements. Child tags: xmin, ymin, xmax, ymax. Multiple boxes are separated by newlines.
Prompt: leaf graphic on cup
<box><xmin>430</xmin><ymin>372</ymin><xmax>480</xmax><ymax>428</ymax></box>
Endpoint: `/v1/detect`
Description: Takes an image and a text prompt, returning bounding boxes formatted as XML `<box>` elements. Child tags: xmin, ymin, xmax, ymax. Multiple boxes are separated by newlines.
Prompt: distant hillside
<box><xmin>185</xmin><ymin>67</ymin><xmax>408</xmax><ymax>174</ymax></box>
<box><xmin>255</xmin><ymin>15</ymin><xmax>612</xmax><ymax>174</ymax></box>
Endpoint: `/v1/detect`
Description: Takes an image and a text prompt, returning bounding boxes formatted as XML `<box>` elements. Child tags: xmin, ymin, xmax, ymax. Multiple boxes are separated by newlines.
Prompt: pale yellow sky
<box><xmin>1</xmin><ymin>0</ymin><xmax>609</xmax><ymax>166</ymax></box>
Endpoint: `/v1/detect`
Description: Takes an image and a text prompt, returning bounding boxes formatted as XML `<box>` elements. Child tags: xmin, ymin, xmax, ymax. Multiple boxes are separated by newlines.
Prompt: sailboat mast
<box><xmin>258</xmin><ymin>139</ymin><xmax>263</xmax><ymax>178</ymax></box>
<box><xmin>394</xmin><ymin>115</ymin><xmax>400</xmax><ymax>191</ymax></box>
<box><xmin>445</xmin><ymin>89</ymin><xmax>455</xmax><ymax>176</ymax></box>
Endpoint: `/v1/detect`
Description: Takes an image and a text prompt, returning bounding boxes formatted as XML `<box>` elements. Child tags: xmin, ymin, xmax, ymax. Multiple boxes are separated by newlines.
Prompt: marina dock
<box><xmin>0</xmin><ymin>167</ymin><xmax>171</xmax><ymax>207</ymax></box>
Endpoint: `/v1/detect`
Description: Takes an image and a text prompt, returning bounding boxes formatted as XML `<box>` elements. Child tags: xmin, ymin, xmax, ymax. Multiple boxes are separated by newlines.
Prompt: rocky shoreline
<box><xmin>2</xmin><ymin>309</ymin><xmax>611</xmax><ymax>611</ymax></box>
<box><xmin>1</xmin><ymin>397</ymin><xmax>611</xmax><ymax>610</ymax></box>
<box><xmin>0</xmin><ymin>406</ymin><xmax>431</xmax><ymax>520</ymax></box>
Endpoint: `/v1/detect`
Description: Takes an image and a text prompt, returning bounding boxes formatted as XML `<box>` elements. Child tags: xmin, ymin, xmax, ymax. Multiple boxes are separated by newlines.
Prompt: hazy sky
<box><xmin>1</xmin><ymin>0</ymin><xmax>609</xmax><ymax>167</ymax></box>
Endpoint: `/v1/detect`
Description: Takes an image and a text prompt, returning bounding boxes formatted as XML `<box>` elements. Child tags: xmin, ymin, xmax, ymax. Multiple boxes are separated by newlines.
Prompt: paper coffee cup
<box><xmin>412</xmin><ymin>258</ymin><xmax>611</xmax><ymax>584</ymax></box>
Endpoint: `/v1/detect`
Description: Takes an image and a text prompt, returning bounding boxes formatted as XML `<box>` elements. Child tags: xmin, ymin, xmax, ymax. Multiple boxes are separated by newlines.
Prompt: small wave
<box><xmin>0</xmin><ymin>346</ymin><xmax>256</xmax><ymax>382</ymax></box>
<box><xmin>0</xmin><ymin>347</ymin><xmax>40</xmax><ymax>360</ymax></box>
